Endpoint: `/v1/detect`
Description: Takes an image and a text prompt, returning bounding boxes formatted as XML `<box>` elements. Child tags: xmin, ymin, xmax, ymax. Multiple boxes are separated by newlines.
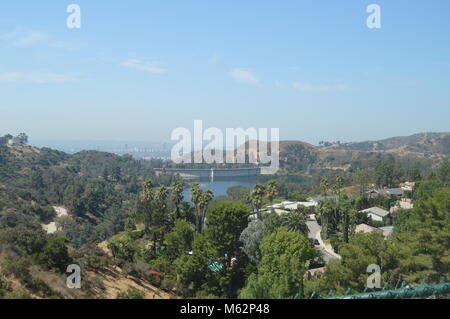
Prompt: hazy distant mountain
<box><xmin>30</xmin><ymin>139</ymin><xmax>174</xmax><ymax>159</ymax></box>
<box><xmin>322</xmin><ymin>132</ymin><xmax>450</xmax><ymax>154</ymax></box>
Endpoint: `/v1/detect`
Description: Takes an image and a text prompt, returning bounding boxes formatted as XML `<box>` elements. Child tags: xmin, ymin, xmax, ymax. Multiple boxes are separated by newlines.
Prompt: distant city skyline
<box><xmin>1</xmin><ymin>1</ymin><xmax>450</xmax><ymax>145</ymax></box>
<box><xmin>29</xmin><ymin>130</ymin><xmax>450</xmax><ymax>151</ymax></box>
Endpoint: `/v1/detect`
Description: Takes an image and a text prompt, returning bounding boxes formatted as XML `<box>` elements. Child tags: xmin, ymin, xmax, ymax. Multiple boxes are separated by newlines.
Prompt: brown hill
<box><xmin>154</xmin><ymin>132</ymin><xmax>450</xmax><ymax>172</ymax></box>
<box><xmin>323</xmin><ymin>132</ymin><xmax>450</xmax><ymax>154</ymax></box>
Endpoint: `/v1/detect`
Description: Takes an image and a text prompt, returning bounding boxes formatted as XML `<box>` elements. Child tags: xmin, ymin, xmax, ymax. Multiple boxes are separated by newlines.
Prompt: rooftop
<box><xmin>360</xmin><ymin>207</ymin><xmax>390</xmax><ymax>217</ymax></box>
<box><xmin>379</xmin><ymin>226</ymin><xmax>394</xmax><ymax>237</ymax></box>
<box><xmin>267</xmin><ymin>200</ymin><xmax>317</xmax><ymax>211</ymax></box>
<box><xmin>308</xmin><ymin>195</ymin><xmax>339</xmax><ymax>203</ymax></box>
<box><xmin>367</xmin><ymin>188</ymin><xmax>404</xmax><ymax>196</ymax></box>
<box><xmin>355</xmin><ymin>223</ymin><xmax>379</xmax><ymax>234</ymax></box>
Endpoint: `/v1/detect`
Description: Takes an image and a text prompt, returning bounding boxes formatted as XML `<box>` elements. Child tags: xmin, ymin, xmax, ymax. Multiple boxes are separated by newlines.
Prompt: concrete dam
<box><xmin>154</xmin><ymin>168</ymin><xmax>261</xmax><ymax>181</ymax></box>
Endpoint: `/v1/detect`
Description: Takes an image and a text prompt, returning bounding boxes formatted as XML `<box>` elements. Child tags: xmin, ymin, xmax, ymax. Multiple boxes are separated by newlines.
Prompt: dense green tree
<box><xmin>407</xmin><ymin>165</ymin><xmax>422</xmax><ymax>181</ymax></box>
<box><xmin>436</xmin><ymin>160</ymin><xmax>450</xmax><ymax>185</ymax></box>
<box><xmin>392</xmin><ymin>187</ymin><xmax>450</xmax><ymax>282</ymax></box>
<box><xmin>321</xmin><ymin>232</ymin><xmax>387</xmax><ymax>293</ymax></box>
<box><xmin>0</xmin><ymin>227</ymin><xmax>47</xmax><ymax>255</ymax></box>
<box><xmin>261</xmin><ymin>212</ymin><xmax>283</xmax><ymax>236</ymax></box>
<box><xmin>112</xmin><ymin>166</ymin><xmax>122</xmax><ymax>182</ymax></box>
<box><xmin>165</xmin><ymin>219</ymin><xmax>194</xmax><ymax>260</ymax></box>
<box><xmin>174</xmin><ymin>233</ymin><xmax>217</xmax><ymax>292</ymax></box>
<box><xmin>240</xmin><ymin>228</ymin><xmax>315</xmax><ymax>299</ymax></box>
<box><xmin>353</xmin><ymin>169</ymin><xmax>372</xmax><ymax>197</ymax></box>
<box><xmin>34</xmin><ymin>236</ymin><xmax>72</xmax><ymax>272</ymax></box>
<box><xmin>102</xmin><ymin>167</ymin><xmax>109</xmax><ymax>181</ymax></box>
<box><xmin>374</xmin><ymin>155</ymin><xmax>404</xmax><ymax>188</ymax></box>
<box><xmin>108</xmin><ymin>233</ymin><xmax>140</xmax><ymax>263</ymax></box>
<box><xmin>205</xmin><ymin>201</ymin><xmax>249</xmax><ymax>263</ymax></box>
<box><xmin>137</xmin><ymin>181</ymin><xmax>172</xmax><ymax>254</ymax></box>
<box><xmin>226</xmin><ymin>185</ymin><xmax>250</xmax><ymax>202</ymax></box>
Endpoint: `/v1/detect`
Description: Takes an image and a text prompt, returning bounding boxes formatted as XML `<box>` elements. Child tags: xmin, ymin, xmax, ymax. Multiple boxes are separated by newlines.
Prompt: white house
<box><xmin>360</xmin><ymin>207</ymin><xmax>390</xmax><ymax>222</ymax></box>
<box><xmin>266</xmin><ymin>200</ymin><xmax>318</xmax><ymax>213</ymax></box>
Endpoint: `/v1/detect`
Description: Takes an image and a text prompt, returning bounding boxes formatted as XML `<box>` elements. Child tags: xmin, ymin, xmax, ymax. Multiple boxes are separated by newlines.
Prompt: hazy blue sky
<box><xmin>1</xmin><ymin>0</ymin><xmax>449</xmax><ymax>144</ymax></box>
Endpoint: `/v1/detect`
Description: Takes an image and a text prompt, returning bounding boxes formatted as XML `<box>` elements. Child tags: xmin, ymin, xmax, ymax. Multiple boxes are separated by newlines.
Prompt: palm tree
<box><xmin>266</xmin><ymin>181</ymin><xmax>278</xmax><ymax>204</ymax></box>
<box><xmin>320</xmin><ymin>178</ymin><xmax>330</xmax><ymax>196</ymax></box>
<box><xmin>191</xmin><ymin>183</ymin><xmax>214</xmax><ymax>233</ymax></box>
<box><xmin>154</xmin><ymin>186</ymin><xmax>171</xmax><ymax>253</ymax></box>
<box><xmin>139</xmin><ymin>181</ymin><xmax>170</xmax><ymax>255</ymax></box>
<box><xmin>190</xmin><ymin>183</ymin><xmax>202</xmax><ymax>231</ymax></box>
<box><xmin>139</xmin><ymin>180</ymin><xmax>154</xmax><ymax>231</ymax></box>
<box><xmin>199</xmin><ymin>190</ymin><xmax>213</xmax><ymax>233</ymax></box>
<box><xmin>335</xmin><ymin>174</ymin><xmax>344</xmax><ymax>196</ymax></box>
<box><xmin>317</xmin><ymin>200</ymin><xmax>334</xmax><ymax>240</ymax></box>
<box><xmin>155</xmin><ymin>186</ymin><xmax>169</xmax><ymax>202</ymax></box>
<box><xmin>140</xmin><ymin>180</ymin><xmax>154</xmax><ymax>202</ymax></box>
<box><xmin>281</xmin><ymin>209</ymin><xmax>309</xmax><ymax>237</ymax></box>
<box><xmin>171</xmin><ymin>181</ymin><xmax>184</xmax><ymax>219</ymax></box>
<box><xmin>247</xmin><ymin>184</ymin><xmax>266</xmax><ymax>219</ymax></box>
<box><xmin>338</xmin><ymin>200</ymin><xmax>354</xmax><ymax>244</ymax></box>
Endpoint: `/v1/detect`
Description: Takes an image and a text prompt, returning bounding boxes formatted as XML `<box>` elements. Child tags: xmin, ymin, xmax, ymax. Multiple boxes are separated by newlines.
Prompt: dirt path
<box><xmin>42</xmin><ymin>206</ymin><xmax>69</xmax><ymax>234</ymax></box>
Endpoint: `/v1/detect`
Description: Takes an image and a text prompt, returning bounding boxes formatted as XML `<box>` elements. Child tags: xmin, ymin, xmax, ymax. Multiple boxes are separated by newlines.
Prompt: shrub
<box><xmin>34</xmin><ymin>236</ymin><xmax>72</xmax><ymax>272</ymax></box>
<box><xmin>160</xmin><ymin>278</ymin><xmax>178</xmax><ymax>292</ymax></box>
<box><xmin>1</xmin><ymin>254</ymin><xmax>31</xmax><ymax>281</ymax></box>
<box><xmin>2</xmin><ymin>290</ymin><xmax>33</xmax><ymax>299</ymax></box>
<box><xmin>26</xmin><ymin>277</ymin><xmax>60</xmax><ymax>298</ymax></box>
<box><xmin>116</xmin><ymin>288</ymin><xmax>145</xmax><ymax>299</ymax></box>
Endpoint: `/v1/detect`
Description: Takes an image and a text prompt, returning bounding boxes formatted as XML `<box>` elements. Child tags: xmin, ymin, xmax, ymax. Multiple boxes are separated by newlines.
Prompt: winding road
<box><xmin>307</xmin><ymin>216</ymin><xmax>341</xmax><ymax>263</ymax></box>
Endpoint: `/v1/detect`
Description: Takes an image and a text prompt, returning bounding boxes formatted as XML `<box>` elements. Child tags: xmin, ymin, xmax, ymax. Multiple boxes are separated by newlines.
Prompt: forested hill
<box><xmin>0</xmin><ymin>139</ymin><xmax>449</xmax><ymax>299</ymax></box>
<box><xmin>0</xmin><ymin>144</ymin><xmax>177</xmax><ymax>242</ymax></box>
<box><xmin>0</xmin><ymin>143</ymin><xmax>183</xmax><ymax>299</ymax></box>
<box><xmin>0</xmin><ymin>144</ymin><xmax>165</xmax><ymax>184</ymax></box>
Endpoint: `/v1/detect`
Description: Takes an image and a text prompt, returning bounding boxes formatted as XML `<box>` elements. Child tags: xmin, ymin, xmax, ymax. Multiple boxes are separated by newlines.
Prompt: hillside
<box><xmin>322</xmin><ymin>132</ymin><xmax>450</xmax><ymax>154</ymax></box>
<box><xmin>1</xmin><ymin>135</ymin><xmax>449</xmax><ymax>299</ymax></box>
<box><xmin>0</xmin><ymin>143</ymin><xmax>178</xmax><ymax>299</ymax></box>
<box><xmin>238</xmin><ymin>132</ymin><xmax>450</xmax><ymax>172</ymax></box>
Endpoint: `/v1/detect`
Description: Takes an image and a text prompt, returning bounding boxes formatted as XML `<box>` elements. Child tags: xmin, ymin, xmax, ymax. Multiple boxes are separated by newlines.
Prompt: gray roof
<box><xmin>309</xmin><ymin>195</ymin><xmax>339</xmax><ymax>202</ymax></box>
<box><xmin>379</xmin><ymin>226</ymin><xmax>394</xmax><ymax>238</ymax></box>
<box><xmin>379</xmin><ymin>226</ymin><xmax>394</xmax><ymax>233</ymax></box>
<box><xmin>385</xmin><ymin>188</ymin><xmax>404</xmax><ymax>196</ymax></box>
<box><xmin>367</xmin><ymin>188</ymin><xmax>404</xmax><ymax>196</ymax></box>
<box><xmin>360</xmin><ymin>207</ymin><xmax>390</xmax><ymax>217</ymax></box>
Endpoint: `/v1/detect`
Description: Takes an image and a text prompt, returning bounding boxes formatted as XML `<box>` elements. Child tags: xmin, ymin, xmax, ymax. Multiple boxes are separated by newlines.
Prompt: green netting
<box><xmin>322</xmin><ymin>282</ymin><xmax>450</xmax><ymax>299</ymax></box>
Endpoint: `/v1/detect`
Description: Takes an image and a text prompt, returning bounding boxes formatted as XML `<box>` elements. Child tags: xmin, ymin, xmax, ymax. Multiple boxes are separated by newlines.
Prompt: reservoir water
<box><xmin>182</xmin><ymin>178</ymin><xmax>258</xmax><ymax>199</ymax></box>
